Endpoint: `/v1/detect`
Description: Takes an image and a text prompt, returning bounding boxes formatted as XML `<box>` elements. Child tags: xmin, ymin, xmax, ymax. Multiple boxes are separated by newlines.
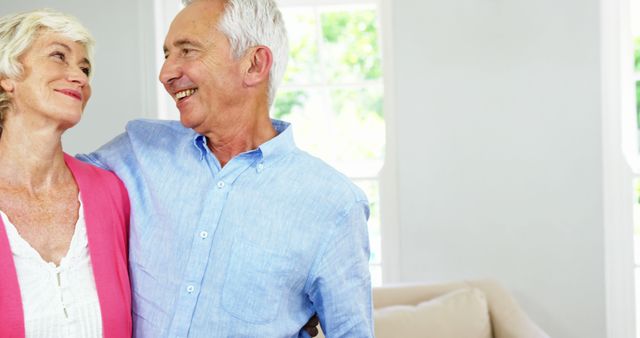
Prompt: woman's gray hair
<box><xmin>0</xmin><ymin>9</ymin><xmax>94</xmax><ymax>128</ymax></box>
<box><xmin>183</xmin><ymin>0</ymin><xmax>288</xmax><ymax>105</ymax></box>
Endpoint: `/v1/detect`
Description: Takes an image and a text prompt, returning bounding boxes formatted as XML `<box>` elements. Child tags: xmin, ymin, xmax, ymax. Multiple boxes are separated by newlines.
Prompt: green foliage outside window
<box><xmin>635</xmin><ymin>37</ymin><xmax>640</xmax><ymax>72</ymax></box>
<box><xmin>321</xmin><ymin>10</ymin><xmax>382</xmax><ymax>82</ymax></box>
<box><xmin>637</xmin><ymin>81</ymin><xmax>640</xmax><ymax>129</ymax></box>
<box><xmin>331</xmin><ymin>88</ymin><xmax>383</xmax><ymax>119</ymax></box>
<box><xmin>273</xmin><ymin>90</ymin><xmax>307</xmax><ymax>120</ymax></box>
<box><xmin>274</xmin><ymin>8</ymin><xmax>383</xmax><ymax>121</ymax></box>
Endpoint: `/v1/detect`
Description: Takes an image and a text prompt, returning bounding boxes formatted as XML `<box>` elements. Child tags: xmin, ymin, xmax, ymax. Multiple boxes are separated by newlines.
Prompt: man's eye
<box><xmin>81</xmin><ymin>67</ymin><xmax>91</xmax><ymax>76</ymax></box>
<box><xmin>182</xmin><ymin>48</ymin><xmax>191</xmax><ymax>55</ymax></box>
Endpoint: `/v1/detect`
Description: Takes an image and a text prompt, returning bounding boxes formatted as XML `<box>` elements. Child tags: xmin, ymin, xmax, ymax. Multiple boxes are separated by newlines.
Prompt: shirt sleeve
<box><xmin>75</xmin><ymin>132</ymin><xmax>133</xmax><ymax>172</ymax></box>
<box><xmin>305</xmin><ymin>200</ymin><xmax>374</xmax><ymax>337</ymax></box>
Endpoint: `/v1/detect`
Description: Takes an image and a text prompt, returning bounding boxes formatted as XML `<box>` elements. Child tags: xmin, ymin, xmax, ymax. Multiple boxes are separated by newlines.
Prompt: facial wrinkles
<box><xmin>12</xmin><ymin>56</ymin><xmax>45</xmax><ymax>113</ymax></box>
<box><xmin>11</xmin><ymin>36</ymin><xmax>90</xmax><ymax>123</ymax></box>
<box><xmin>163</xmin><ymin>0</ymin><xmax>251</xmax><ymax>132</ymax></box>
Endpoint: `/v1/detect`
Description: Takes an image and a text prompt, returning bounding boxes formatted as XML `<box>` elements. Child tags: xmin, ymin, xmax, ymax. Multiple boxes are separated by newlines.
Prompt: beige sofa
<box><xmin>316</xmin><ymin>279</ymin><xmax>550</xmax><ymax>338</ymax></box>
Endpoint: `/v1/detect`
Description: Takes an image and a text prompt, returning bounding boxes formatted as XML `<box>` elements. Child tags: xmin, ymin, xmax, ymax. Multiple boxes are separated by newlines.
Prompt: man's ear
<box><xmin>243</xmin><ymin>45</ymin><xmax>273</xmax><ymax>87</ymax></box>
<box><xmin>0</xmin><ymin>78</ymin><xmax>14</xmax><ymax>93</ymax></box>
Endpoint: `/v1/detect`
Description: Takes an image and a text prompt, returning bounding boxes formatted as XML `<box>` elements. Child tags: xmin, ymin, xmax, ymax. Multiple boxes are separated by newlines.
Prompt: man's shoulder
<box><xmin>66</xmin><ymin>154</ymin><xmax>127</xmax><ymax>196</ymax></box>
<box><xmin>288</xmin><ymin>150</ymin><xmax>368</xmax><ymax>204</ymax></box>
<box><xmin>66</xmin><ymin>153</ymin><xmax>118</xmax><ymax>181</ymax></box>
<box><xmin>78</xmin><ymin>119</ymin><xmax>195</xmax><ymax>171</ymax></box>
<box><xmin>123</xmin><ymin>118</ymin><xmax>198</xmax><ymax>149</ymax></box>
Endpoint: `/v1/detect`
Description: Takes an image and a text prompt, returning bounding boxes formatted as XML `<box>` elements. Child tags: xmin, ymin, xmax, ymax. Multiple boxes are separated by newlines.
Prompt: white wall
<box><xmin>389</xmin><ymin>0</ymin><xmax>606</xmax><ymax>337</ymax></box>
<box><xmin>1</xmin><ymin>0</ymin><xmax>156</xmax><ymax>154</ymax></box>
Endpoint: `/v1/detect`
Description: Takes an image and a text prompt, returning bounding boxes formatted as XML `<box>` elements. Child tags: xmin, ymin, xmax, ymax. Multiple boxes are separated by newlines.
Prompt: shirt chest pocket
<box><xmin>221</xmin><ymin>241</ymin><xmax>294</xmax><ymax>324</ymax></box>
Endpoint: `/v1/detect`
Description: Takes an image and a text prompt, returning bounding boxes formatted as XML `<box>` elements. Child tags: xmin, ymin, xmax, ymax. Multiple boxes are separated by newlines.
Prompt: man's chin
<box><xmin>179</xmin><ymin>111</ymin><xmax>200</xmax><ymax>130</ymax></box>
<box><xmin>179</xmin><ymin>115</ymin><xmax>194</xmax><ymax>129</ymax></box>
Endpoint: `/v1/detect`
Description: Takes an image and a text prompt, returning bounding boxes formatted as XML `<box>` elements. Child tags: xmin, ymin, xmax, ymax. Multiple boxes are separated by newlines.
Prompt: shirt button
<box><xmin>257</xmin><ymin>163</ymin><xmax>264</xmax><ymax>172</ymax></box>
<box><xmin>199</xmin><ymin>231</ymin><xmax>208</xmax><ymax>239</ymax></box>
<box><xmin>217</xmin><ymin>181</ymin><xmax>225</xmax><ymax>189</ymax></box>
<box><xmin>186</xmin><ymin>285</ymin><xmax>195</xmax><ymax>293</ymax></box>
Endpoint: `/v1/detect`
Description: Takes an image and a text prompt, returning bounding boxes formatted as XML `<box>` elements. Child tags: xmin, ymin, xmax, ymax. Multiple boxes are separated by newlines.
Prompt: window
<box><xmin>154</xmin><ymin>0</ymin><xmax>386</xmax><ymax>286</ymax></box>
<box><xmin>276</xmin><ymin>1</ymin><xmax>385</xmax><ymax>286</ymax></box>
<box><xmin>630</xmin><ymin>1</ymin><xmax>640</xmax><ymax>337</ymax></box>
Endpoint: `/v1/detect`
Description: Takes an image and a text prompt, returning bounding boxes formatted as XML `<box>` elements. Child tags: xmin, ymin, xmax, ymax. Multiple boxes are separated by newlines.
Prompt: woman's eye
<box><xmin>81</xmin><ymin>67</ymin><xmax>90</xmax><ymax>76</ymax></box>
<box><xmin>182</xmin><ymin>48</ymin><xmax>191</xmax><ymax>56</ymax></box>
<box><xmin>51</xmin><ymin>51</ymin><xmax>66</xmax><ymax>61</ymax></box>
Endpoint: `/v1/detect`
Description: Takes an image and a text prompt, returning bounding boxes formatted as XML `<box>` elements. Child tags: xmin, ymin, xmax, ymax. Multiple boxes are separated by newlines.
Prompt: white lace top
<box><xmin>0</xmin><ymin>197</ymin><xmax>103</xmax><ymax>338</ymax></box>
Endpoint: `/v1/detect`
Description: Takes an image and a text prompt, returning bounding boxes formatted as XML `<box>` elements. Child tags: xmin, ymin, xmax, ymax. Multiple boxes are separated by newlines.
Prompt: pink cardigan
<box><xmin>0</xmin><ymin>154</ymin><xmax>132</xmax><ymax>338</ymax></box>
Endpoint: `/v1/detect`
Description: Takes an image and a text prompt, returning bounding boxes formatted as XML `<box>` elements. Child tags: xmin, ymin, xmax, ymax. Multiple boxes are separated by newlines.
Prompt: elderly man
<box><xmin>78</xmin><ymin>0</ymin><xmax>373</xmax><ymax>337</ymax></box>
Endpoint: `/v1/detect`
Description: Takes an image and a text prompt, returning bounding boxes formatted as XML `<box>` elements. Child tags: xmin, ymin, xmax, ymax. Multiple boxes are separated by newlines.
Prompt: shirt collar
<box><xmin>191</xmin><ymin>119</ymin><xmax>296</xmax><ymax>162</ymax></box>
<box><xmin>258</xmin><ymin>119</ymin><xmax>296</xmax><ymax>161</ymax></box>
<box><xmin>193</xmin><ymin>134</ymin><xmax>208</xmax><ymax>160</ymax></box>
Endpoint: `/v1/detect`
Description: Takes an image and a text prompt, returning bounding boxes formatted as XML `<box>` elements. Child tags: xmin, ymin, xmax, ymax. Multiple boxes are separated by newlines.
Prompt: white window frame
<box><xmin>601</xmin><ymin>0</ymin><xmax>637</xmax><ymax>337</ymax></box>
<box><xmin>378</xmin><ymin>0</ymin><xmax>400</xmax><ymax>285</ymax></box>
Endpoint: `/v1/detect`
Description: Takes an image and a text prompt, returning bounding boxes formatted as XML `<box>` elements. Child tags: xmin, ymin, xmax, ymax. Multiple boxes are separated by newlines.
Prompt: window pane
<box><xmin>273</xmin><ymin>89</ymin><xmax>308</xmax><ymax>120</ymax></box>
<box><xmin>636</xmin><ymin>81</ymin><xmax>640</xmax><ymax>129</ymax></box>
<box><xmin>274</xmin><ymin>88</ymin><xmax>335</xmax><ymax>160</ymax></box>
<box><xmin>635</xmin><ymin>37</ymin><xmax>640</xmax><ymax>72</ymax></box>
<box><xmin>280</xmin><ymin>8</ymin><xmax>320</xmax><ymax>85</ymax></box>
<box><xmin>320</xmin><ymin>7</ymin><xmax>382</xmax><ymax>83</ymax></box>
<box><xmin>330</xmin><ymin>87</ymin><xmax>385</xmax><ymax>168</ymax></box>
<box><xmin>274</xmin><ymin>87</ymin><xmax>385</xmax><ymax>176</ymax></box>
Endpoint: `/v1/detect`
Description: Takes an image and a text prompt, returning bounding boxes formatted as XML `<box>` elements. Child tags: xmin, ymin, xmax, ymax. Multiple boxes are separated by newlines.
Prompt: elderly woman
<box><xmin>0</xmin><ymin>9</ymin><xmax>131</xmax><ymax>338</ymax></box>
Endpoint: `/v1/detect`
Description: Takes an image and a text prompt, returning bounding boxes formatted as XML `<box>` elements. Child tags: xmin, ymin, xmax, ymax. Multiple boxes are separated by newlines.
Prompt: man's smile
<box><xmin>174</xmin><ymin>88</ymin><xmax>198</xmax><ymax>101</ymax></box>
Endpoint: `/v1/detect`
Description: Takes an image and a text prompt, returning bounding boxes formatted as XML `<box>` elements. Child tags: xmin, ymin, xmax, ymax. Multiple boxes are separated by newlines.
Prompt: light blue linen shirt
<box><xmin>77</xmin><ymin>119</ymin><xmax>373</xmax><ymax>338</ymax></box>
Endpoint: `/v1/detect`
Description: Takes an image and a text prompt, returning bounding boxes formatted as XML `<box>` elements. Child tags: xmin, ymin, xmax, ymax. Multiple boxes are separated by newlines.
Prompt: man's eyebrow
<box><xmin>164</xmin><ymin>39</ymin><xmax>203</xmax><ymax>54</ymax></box>
<box><xmin>50</xmin><ymin>41</ymin><xmax>91</xmax><ymax>67</ymax></box>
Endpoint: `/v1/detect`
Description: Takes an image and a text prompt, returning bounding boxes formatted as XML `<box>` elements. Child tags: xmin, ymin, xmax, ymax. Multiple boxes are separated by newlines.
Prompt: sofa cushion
<box><xmin>374</xmin><ymin>287</ymin><xmax>492</xmax><ymax>338</ymax></box>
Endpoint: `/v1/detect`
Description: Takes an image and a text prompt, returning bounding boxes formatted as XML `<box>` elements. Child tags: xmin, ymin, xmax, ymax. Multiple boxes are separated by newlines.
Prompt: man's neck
<box><xmin>205</xmin><ymin>113</ymin><xmax>277</xmax><ymax>167</ymax></box>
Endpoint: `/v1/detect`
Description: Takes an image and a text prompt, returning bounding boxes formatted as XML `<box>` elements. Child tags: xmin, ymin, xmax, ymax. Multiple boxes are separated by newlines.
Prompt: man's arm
<box><xmin>305</xmin><ymin>200</ymin><xmax>374</xmax><ymax>337</ymax></box>
<box><xmin>76</xmin><ymin>132</ymin><xmax>133</xmax><ymax>171</ymax></box>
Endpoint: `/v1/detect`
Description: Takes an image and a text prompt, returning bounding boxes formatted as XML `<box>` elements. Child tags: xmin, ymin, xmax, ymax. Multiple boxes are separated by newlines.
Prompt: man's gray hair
<box><xmin>182</xmin><ymin>0</ymin><xmax>288</xmax><ymax>105</ymax></box>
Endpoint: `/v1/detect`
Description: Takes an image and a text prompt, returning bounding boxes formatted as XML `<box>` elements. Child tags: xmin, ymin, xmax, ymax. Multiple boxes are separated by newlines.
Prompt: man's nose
<box><xmin>159</xmin><ymin>57</ymin><xmax>179</xmax><ymax>88</ymax></box>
